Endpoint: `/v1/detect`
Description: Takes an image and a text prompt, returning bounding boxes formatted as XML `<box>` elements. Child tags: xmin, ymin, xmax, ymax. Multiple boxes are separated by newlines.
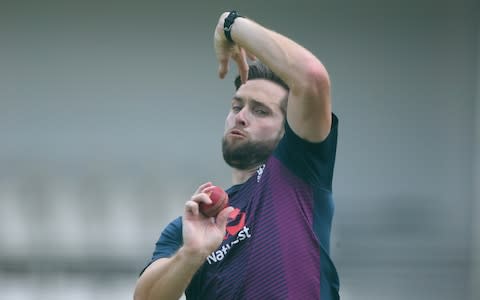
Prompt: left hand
<box><xmin>214</xmin><ymin>12</ymin><xmax>253</xmax><ymax>84</ymax></box>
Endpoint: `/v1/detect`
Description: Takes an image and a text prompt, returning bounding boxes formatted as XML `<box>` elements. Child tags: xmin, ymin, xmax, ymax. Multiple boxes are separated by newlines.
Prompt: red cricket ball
<box><xmin>199</xmin><ymin>186</ymin><xmax>229</xmax><ymax>217</ymax></box>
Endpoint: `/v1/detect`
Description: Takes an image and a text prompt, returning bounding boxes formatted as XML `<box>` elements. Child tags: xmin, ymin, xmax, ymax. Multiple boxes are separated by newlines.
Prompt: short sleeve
<box><xmin>273</xmin><ymin>113</ymin><xmax>339</xmax><ymax>189</ymax></box>
<box><xmin>140</xmin><ymin>217</ymin><xmax>183</xmax><ymax>275</ymax></box>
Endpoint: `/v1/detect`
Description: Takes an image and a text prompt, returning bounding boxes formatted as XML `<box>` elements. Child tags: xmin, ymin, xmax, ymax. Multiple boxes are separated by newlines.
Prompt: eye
<box><xmin>253</xmin><ymin>108</ymin><xmax>269</xmax><ymax>116</ymax></box>
<box><xmin>232</xmin><ymin>105</ymin><xmax>242</xmax><ymax>113</ymax></box>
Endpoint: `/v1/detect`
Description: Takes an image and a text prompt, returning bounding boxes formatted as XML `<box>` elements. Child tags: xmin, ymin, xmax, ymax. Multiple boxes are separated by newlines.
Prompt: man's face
<box><xmin>222</xmin><ymin>79</ymin><xmax>287</xmax><ymax>170</ymax></box>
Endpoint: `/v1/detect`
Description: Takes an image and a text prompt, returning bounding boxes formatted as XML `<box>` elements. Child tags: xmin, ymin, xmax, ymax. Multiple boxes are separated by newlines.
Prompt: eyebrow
<box><xmin>232</xmin><ymin>96</ymin><xmax>269</xmax><ymax>108</ymax></box>
<box><xmin>232</xmin><ymin>96</ymin><xmax>244</xmax><ymax>103</ymax></box>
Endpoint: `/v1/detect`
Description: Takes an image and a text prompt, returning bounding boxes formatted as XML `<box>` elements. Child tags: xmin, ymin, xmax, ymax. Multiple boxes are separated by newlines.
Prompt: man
<box><xmin>134</xmin><ymin>10</ymin><xmax>340</xmax><ymax>299</ymax></box>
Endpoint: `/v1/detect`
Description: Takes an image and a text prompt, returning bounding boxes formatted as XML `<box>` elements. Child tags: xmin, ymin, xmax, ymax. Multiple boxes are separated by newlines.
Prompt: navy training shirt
<box><xmin>145</xmin><ymin>114</ymin><xmax>340</xmax><ymax>299</ymax></box>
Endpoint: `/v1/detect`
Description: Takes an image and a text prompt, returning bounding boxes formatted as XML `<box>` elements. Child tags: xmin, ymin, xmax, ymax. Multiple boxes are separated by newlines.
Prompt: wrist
<box><xmin>177</xmin><ymin>245</ymin><xmax>210</xmax><ymax>264</ymax></box>
<box><xmin>223</xmin><ymin>10</ymin><xmax>243</xmax><ymax>43</ymax></box>
<box><xmin>178</xmin><ymin>245</ymin><xmax>209</xmax><ymax>266</ymax></box>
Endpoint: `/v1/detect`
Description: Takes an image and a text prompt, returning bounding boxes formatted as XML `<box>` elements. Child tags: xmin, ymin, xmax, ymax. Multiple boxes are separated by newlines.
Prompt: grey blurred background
<box><xmin>0</xmin><ymin>0</ymin><xmax>478</xmax><ymax>299</ymax></box>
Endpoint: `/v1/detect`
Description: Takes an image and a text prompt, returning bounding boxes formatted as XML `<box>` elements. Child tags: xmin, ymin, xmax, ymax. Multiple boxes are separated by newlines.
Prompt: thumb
<box><xmin>216</xmin><ymin>206</ymin><xmax>234</xmax><ymax>229</ymax></box>
<box><xmin>233</xmin><ymin>47</ymin><xmax>249</xmax><ymax>84</ymax></box>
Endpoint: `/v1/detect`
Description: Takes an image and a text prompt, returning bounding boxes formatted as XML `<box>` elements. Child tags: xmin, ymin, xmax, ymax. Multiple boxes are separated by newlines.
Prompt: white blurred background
<box><xmin>0</xmin><ymin>0</ymin><xmax>479</xmax><ymax>299</ymax></box>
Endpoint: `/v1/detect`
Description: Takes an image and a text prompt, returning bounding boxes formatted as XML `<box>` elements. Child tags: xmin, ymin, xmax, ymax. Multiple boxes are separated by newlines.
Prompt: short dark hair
<box><xmin>234</xmin><ymin>61</ymin><xmax>289</xmax><ymax>91</ymax></box>
<box><xmin>234</xmin><ymin>61</ymin><xmax>289</xmax><ymax>117</ymax></box>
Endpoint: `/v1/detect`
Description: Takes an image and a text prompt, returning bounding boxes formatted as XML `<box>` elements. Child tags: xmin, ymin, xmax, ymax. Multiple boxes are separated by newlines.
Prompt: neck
<box><xmin>231</xmin><ymin>165</ymin><xmax>261</xmax><ymax>185</ymax></box>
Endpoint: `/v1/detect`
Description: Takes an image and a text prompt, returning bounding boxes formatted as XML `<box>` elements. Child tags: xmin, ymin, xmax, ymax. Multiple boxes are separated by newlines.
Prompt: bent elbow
<box><xmin>304</xmin><ymin>61</ymin><xmax>330</xmax><ymax>97</ymax></box>
<box><xmin>291</xmin><ymin>59</ymin><xmax>330</xmax><ymax>98</ymax></box>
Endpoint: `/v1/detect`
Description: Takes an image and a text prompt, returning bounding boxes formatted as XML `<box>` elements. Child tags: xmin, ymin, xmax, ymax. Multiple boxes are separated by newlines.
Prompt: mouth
<box><xmin>229</xmin><ymin>129</ymin><xmax>247</xmax><ymax>138</ymax></box>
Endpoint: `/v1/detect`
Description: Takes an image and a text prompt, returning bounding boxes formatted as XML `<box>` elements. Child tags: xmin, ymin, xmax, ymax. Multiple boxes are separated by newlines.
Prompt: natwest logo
<box><xmin>225</xmin><ymin>208</ymin><xmax>246</xmax><ymax>239</ymax></box>
<box><xmin>206</xmin><ymin>208</ymin><xmax>252</xmax><ymax>264</ymax></box>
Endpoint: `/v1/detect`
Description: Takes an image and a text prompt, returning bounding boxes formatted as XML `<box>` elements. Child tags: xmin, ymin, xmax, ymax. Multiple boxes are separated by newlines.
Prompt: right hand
<box><xmin>182</xmin><ymin>182</ymin><xmax>233</xmax><ymax>259</ymax></box>
<box><xmin>214</xmin><ymin>12</ymin><xmax>252</xmax><ymax>84</ymax></box>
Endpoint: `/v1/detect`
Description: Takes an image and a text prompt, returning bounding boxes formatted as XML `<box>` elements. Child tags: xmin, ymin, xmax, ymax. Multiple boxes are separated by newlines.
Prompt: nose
<box><xmin>234</xmin><ymin>107</ymin><xmax>249</xmax><ymax>127</ymax></box>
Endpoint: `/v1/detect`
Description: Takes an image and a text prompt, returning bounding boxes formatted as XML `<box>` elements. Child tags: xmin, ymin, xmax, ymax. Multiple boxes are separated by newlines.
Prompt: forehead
<box><xmin>234</xmin><ymin>79</ymin><xmax>287</xmax><ymax>107</ymax></box>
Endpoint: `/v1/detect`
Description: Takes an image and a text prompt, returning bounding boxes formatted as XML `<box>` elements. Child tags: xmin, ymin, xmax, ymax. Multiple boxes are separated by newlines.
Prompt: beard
<box><xmin>222</xmin><ymin>134</ymin><xmax>282</xmax><ymax>170</ymax></box>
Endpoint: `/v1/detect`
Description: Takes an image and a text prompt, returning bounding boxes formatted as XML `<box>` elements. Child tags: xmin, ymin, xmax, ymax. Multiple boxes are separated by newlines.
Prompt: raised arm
<box><xmin>214</xmin><ymin>11</ymin><xmax>332</xmax><ymax>142</ymax></box>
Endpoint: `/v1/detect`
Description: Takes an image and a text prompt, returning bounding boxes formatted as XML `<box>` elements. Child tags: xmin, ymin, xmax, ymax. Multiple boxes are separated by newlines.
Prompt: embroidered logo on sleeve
<box><xmin>256</xmin><ymin>164</ymin><xmax>266</xmax><ymax>182</ymax></box>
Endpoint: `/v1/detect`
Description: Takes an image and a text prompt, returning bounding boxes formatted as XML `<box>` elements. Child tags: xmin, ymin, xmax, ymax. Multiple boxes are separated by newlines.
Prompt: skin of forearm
<box><xmin>134</xmin><ymin>247</ymin><xmax>206</xmax><ymax>300</ymax></box>
<box><xmin>231</xmin><ymin>17</ymin><xmax>330</xmax><ymax>94</ymax></box>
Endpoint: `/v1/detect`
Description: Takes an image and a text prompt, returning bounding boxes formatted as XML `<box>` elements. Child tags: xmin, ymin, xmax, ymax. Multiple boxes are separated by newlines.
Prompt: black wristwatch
<box><xmin>223</xmin><ymin>11</ymin><xmax>242</xmax><ymax>43</ymax></box>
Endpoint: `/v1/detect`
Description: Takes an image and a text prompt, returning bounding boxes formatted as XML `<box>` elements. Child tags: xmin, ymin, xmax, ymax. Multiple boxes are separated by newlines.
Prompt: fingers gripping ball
<box><xmin>199</xmin><ymin>186</ymin><xmax>229</xmax><ymax>217</ymax></box>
